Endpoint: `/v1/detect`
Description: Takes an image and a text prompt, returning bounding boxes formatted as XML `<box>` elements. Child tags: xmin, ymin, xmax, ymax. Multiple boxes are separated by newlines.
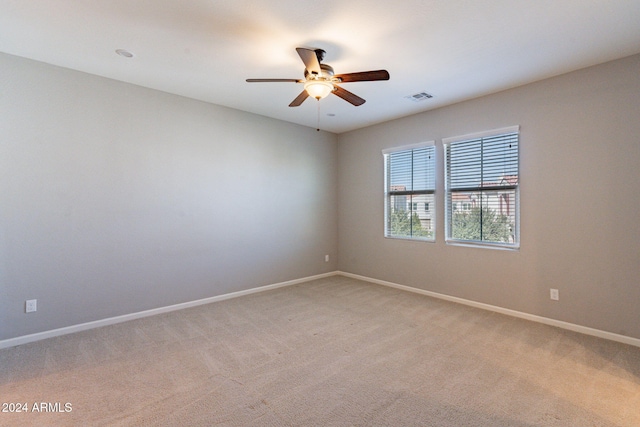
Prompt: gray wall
<box><xmin>0</xmin><ymin>53</ymin><xmax>338</xmax><ymax>340</ymax></box>
<box><xmin>338</xmin><ymin>54</ymin><xmax>640</xmax><ymax>340</ymax></box>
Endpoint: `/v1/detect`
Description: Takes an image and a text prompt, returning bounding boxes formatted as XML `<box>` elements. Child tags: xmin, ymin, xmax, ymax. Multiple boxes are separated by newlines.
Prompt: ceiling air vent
<box><xmin>406</xmin><ymin>92</ymin><xmax>433</xmax><ymax>102</ymax></box>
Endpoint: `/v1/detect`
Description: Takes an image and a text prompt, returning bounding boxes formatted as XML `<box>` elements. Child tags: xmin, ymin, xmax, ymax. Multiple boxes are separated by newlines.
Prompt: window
<box><xmin>383</xmin><ymin>142</ymin><xmax>435</xmax><ymax>241</ymax></box>
<box><xmin>444</xmin><ymin>126</ymin><xmax>519</xmax><ymax>248</ymax></box>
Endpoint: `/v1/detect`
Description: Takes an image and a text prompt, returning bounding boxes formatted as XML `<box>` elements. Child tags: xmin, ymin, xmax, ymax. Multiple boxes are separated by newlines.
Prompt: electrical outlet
<box><xmin>25</xmin><ymin>299</ymin><xmax>37</xmax><ymax>313</ymax></box>
<box><xmin>325</xmin><ymin>254</ymin><xmax>330</xmax><ymax>262</ymax></box>
<box><xmin>550</xmin><ymin>289</ymin><xmax>559</xmax><ymax>301</ymax></box>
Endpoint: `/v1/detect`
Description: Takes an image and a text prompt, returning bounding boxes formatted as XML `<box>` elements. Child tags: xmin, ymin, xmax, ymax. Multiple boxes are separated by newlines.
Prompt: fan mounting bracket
<box><xmin>314</xmin><ymin>49</ymin><xmax>326</xmax><ymax>62</ymax></box>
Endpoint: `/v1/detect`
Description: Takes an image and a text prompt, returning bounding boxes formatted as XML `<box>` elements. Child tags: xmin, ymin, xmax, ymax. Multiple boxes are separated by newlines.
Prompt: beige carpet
<box><xmin>1</xmin><ymin>276</ymin><xmax>639</xmax><ymax>426</ymax></box>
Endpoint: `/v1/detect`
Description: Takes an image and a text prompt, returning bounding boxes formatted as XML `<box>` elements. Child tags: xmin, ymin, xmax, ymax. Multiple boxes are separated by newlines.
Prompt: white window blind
<box><xmin>444</xmin><ymin>127</ymin><xmax>519</xmax><ymax>248</ymax></box>
<box><xmin>383</xmin><ymin>142</ymin><xmax>435</xmax><ymax>241</ymax></box>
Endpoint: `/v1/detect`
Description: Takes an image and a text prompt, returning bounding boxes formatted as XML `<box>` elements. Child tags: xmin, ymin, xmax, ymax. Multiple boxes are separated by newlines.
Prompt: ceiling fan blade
<box><xmin>246</xmin><ymin>79</ymin><xmax>302</xmax><ymax>83</ymax></box>
<box><xmin>289</xmin><ymin>90</ymin><xmax>309</xmax><ymax>107</ymax></box>
<box><xmin>296</xmin><ymin>47</ymin><xmax>322</xmax><ymax>75</ymax></box>
<box><xmin>334</xmin><ymin>70</ymin><xmax>390</xmax><ymax>83</ymax></box>
<box><xmin>332</xmin><ymin>85</ymin><xmax>366</xmax><ymax>106</ymax></box>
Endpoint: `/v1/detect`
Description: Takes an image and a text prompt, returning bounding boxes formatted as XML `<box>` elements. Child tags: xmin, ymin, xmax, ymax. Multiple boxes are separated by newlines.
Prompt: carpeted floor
<box><xmin>1</xmin><ymin>276</ymin><xmax>639</xmax><ymax>426</ymax></box>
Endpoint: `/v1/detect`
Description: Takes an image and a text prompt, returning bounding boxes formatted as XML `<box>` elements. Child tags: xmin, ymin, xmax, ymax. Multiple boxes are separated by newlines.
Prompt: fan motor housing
<box><xmin>305</xmin><ymin>64</ymin><xmax>335</xmax><ymax>80</ymax></box>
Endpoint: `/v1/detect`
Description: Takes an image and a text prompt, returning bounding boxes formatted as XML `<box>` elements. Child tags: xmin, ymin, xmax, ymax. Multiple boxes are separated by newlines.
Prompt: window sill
<box><xmin>385</xmin><ymin>236</ymin><xmax>436</xmax><ymax>243</ymax></box>
<box><xmin>445</xmin><ymin>240</ymin><xmax>519</xmax><ymax>251</ymax></box>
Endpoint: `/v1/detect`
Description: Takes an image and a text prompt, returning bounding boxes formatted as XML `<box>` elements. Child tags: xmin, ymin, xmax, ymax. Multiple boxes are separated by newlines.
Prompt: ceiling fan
<box><xmin>246</xmin><ymin>47</ymin><xmax>390</xmax><ymax>107</ymax></box>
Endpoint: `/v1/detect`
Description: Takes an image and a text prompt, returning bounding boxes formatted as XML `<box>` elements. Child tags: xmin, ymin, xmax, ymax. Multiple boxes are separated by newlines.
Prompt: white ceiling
<box><xmin>2</xmin><ymin>1</ymin><xmax>640</xmax><ymax>134</ymax></box>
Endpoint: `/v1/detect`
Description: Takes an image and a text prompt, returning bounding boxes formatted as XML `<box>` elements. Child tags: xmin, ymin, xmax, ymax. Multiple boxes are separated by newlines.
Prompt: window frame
<box><xmin>443</xmin><ymin>126</ymin><xmax>520</xmax><ymax>250</ymax></box>
<box><xmin>383</xmin><ymin>141</ymin><xmax>436</xmax><ymax>242</ymax></box>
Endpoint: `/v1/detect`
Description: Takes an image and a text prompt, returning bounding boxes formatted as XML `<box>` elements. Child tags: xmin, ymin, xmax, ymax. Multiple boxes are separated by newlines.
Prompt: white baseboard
<box><xmin>0</xmin><ymin>271</ymin><xmax>338</xmax><ymax>350</ymax></box>
<box><xmin>3</xmin><ymin>270</ymin><xmax>638</xmax><ymax>349</ymax></box>
<box><xmin>337</xmin><ymin>271</ymin><xmax>640</xmax><ymax>348</ymax></box>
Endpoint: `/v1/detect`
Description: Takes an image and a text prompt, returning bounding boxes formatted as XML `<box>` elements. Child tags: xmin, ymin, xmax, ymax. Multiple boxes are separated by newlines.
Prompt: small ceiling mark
<box><xmin>115</xmin><ymin>49</ymin><xmax>134</xmax><ymax>58</ymax></box>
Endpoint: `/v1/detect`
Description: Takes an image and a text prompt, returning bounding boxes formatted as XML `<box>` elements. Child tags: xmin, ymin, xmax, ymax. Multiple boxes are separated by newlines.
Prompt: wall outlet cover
<box><xmin>26</xmin><ymin>299</ymin><xmax>37</xmax><ymax>313</ymax></box>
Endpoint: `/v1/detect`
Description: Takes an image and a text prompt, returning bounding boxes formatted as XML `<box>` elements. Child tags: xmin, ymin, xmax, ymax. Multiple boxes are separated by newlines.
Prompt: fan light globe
<box><xmin>304</xmin><ymin>80</ymin><xmax>333</xmax><ymax>99</ymax></box>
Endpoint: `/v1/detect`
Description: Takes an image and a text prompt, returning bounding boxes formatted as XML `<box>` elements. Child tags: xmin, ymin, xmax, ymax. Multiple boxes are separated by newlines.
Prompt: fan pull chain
<box><xmin>316</xmin><ymin>100</ymin><xmax>321</xmax><ymax>131</ymax></box>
